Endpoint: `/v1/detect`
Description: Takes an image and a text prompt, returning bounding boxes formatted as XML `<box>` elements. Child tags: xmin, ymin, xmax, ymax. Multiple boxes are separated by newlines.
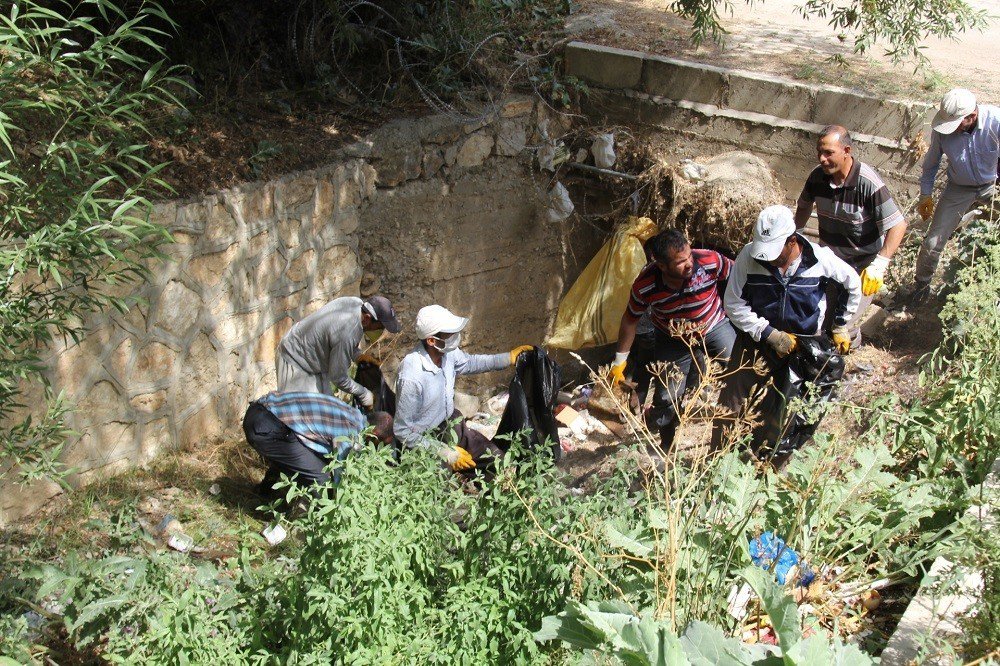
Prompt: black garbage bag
<box><xmin>495</xmin><ymin>346</ymin><xmax>562</xmax><ymax>462</ymax></box>
<box><xmin>354</xmin><ymin>361</ymin><xmax>396</xmax><ymax>415</ymax></box>
<box><xmin>772</xmin><ymin>335</ymin><xmax>845</xmax><ymax>456</ymax></box>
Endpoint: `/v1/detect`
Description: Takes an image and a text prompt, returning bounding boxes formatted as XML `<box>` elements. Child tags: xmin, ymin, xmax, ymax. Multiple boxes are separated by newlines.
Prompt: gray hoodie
<box><xmin>278</xmin><ymin>296</ymin><xmax>367</xmax><ymax>399</ymax></box>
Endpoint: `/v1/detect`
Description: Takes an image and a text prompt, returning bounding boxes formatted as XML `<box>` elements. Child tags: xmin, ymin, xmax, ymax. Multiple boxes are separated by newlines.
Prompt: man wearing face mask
<box><xmin>276</xmin><ymin>295</ymin><xmax>401</xmax><ymax>410</ymax></box>
<box><xmin>712</xmin><ymin>206</ymin><xmax>861</xmax><ymax>454</ymax></box>
<box><xmin>394</xmin><ymin>304</ymin><xmax>533</xmax><ymax>472</ymax></box>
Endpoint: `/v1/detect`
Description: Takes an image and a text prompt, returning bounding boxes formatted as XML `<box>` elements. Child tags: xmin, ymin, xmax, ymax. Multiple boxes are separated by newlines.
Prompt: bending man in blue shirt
<box><xmin>913</xmin><ymin>88</ymin><xmax>1000</xmax><ymax>303</ymax></box>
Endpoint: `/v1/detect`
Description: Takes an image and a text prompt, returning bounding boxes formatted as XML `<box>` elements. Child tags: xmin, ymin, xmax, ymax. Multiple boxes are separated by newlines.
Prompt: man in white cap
<box><xmin>276</xmin><ymin>295</ymin><xmax>401</xmax><ymax>409</ymax></box>
<box><xmin>712</xmin><ymin>205</ymin><xmax>861</xmax><ymax>454</ymax></box>
<box><xmin>912</xmin><ymin>88</ymin><xmax>1000</xmax><ymax>303</ymax></box>
<box><xmin>394</xmin><ymin>304</ymin><xmax>533</xmax><ymax>472</ymax></box>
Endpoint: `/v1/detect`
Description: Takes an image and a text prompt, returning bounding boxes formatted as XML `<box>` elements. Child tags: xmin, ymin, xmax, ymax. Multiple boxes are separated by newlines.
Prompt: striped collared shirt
<box><xmin>798</xmin><ymin>159</ymin><xmax>904</xmax><ymax>267</ymax></box>
<box><xmin>626</xmin><ymin>249</ymin><xmax>733</xmax><ymax>337</ymax></box>
<box><xmin>256</xmin><ymin>391</ymin><xmax>366</xmax><ymax>455</ymax></box>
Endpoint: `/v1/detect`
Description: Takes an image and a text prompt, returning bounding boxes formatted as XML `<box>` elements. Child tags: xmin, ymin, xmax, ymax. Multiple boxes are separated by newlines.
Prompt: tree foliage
<box><xmin>670</xmin><ymin>0</ymin><xmax>988</xmax><ymax>62</ymax></box>
<box><xmin>0</xmin><ymin>0</ymin><xmax>186</xmax><ymax>483</ymax></box>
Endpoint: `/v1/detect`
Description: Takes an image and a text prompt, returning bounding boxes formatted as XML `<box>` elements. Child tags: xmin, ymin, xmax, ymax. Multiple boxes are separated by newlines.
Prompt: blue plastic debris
<box><xmin>749</xmin><ymin>532</ymin><xmax>815</xmax><ymax>587</ymax></box>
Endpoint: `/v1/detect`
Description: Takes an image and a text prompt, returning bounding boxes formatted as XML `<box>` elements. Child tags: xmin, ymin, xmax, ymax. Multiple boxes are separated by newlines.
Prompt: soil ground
<box><xmin>569</xmin><ymin>0</ymin><xmax>1000</xmax><ymax>101</ymax></box>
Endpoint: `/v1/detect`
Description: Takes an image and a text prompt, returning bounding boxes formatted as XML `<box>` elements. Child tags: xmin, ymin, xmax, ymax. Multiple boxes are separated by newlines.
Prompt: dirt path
<box><xmin>568</xmin><ymin>0</ymin><xmax>1000</xmax><ymax>101</ymax></box>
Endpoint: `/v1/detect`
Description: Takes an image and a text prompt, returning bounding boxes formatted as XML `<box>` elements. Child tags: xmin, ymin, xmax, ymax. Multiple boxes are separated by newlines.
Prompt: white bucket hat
<box><xmin>415</xmin><ymin>304</ymin><xmax>468</xmax><ymax>340</ymax></box>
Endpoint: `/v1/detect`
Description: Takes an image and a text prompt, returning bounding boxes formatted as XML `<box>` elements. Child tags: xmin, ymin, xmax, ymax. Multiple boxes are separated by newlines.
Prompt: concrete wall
<box><xmin>564</xmin><ymin>41</ymin><xmax>934</xmax><ymax>199</ymax></box>
<box><xmin>1</xmin><ymin>96</ymin><xmax>592</xmax><ymax>523</ymax></box>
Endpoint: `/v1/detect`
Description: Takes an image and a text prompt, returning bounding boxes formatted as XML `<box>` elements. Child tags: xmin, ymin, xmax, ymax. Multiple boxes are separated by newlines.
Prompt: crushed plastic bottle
<box><xmin>749</xmin><ymin>531</ymin><xmax>815</xmax><ymax>587</ymax></box>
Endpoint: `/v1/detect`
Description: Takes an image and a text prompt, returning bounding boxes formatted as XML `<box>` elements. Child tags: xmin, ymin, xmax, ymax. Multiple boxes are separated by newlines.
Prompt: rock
<box><xmin>454</xmin><ymin>132</ymin><xmax>494</xmax><ymax>168</ymax></box>
<box><xmin>454</xmin><ymin>391</ymin><xmax>481</xmax><ymax>417</ymax></box>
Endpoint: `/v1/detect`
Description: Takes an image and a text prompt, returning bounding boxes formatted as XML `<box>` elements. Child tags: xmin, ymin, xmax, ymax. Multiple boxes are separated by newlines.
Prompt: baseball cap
<box><xmin>750</xmin><ymin>205</ymin><xmax>797</xmax><ymax>262</ymax></box>
<box><xmin>363</xmin><ymin>296</ymin><xmax>401</xmax><ymax>333</ymax></box>
<box><xmin>932</xmin><ymin>88</ymin><xmax>977</xmax><ymax>134</ymax></box>
<box><xmin>415</xmin><ymin>304</ymin><xmax>468</xmax><ymax>340</ymax></box>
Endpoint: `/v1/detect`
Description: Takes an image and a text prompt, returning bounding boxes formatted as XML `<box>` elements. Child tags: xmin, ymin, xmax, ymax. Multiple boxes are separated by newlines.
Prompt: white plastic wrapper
<box><xmin>262</xmin><ymin>523</ymin><xmax>287</xmax><ymax>546</ymax></box>
<box><xmin>680</xmin><ymin>159</ymin><xmax>707</xmax><ymax>182</ymax></box>
<box><xmin>546</xmin><ymin>182</ymin><xmax>574</xmax><ymax>222</ymax></box>
<box><xmin>591</xmin><ymin>133</ymin><xmax>616</xmax><ymax>168</ymax></box>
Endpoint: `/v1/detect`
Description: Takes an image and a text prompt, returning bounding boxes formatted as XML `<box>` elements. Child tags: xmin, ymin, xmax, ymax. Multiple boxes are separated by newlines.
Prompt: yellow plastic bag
<box><xmin>547</xmin><ymin>216</ymin><xmax>659</xmax><ymax>350</ymax></box>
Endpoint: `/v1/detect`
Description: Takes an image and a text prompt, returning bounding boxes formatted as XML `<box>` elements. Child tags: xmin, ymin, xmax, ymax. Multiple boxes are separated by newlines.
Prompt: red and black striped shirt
<box><xmin>626</xmin><ymin>249</ymin><xmax>733</xmax><ymax>336</ymax></box>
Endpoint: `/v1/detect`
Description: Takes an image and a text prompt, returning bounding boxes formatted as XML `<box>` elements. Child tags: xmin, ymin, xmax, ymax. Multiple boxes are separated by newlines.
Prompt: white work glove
<box><xmin>359</xmin><ymin>389</ymin><xmax>375</xmax><ymax>410</ymax></box>
<box><xmin>860</xmin><ymin>255</ymin><xmax>890</xmax><ymax>297</ymax></box>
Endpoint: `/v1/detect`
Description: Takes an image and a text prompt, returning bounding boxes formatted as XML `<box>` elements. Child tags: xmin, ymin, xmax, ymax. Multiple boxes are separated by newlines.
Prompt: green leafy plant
<box><xmin>0</xmin><ymin>0</ymin><xmax>186</xmax><ymax>484</ymax></box>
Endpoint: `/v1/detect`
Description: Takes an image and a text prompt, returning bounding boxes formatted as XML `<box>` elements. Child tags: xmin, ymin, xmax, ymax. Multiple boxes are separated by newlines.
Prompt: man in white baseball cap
<box><xmin>394</xmin><ymin>304</ymin><xmax>533</xmax><ymax>473</ymax></box>
<box><xmin>712</xmin><ymin>205</ymin><xmax>860</xmax><ymax>456</ymax></box>
<box><xmin>912</xmin><ymin>88</ymin><xmax>999</xmax><ymax>303</ymax></box>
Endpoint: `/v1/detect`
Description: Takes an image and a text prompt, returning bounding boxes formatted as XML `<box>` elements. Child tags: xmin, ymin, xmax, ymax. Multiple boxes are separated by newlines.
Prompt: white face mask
<box><xmin>431</xmin><ymin>332</ymin><xmax>461</xmax><ymax>354</ymax></box>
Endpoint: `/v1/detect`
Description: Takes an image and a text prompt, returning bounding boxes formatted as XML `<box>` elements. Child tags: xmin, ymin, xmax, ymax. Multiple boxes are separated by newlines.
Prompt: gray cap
<box><xmin>363</xmin><ymin>296</ymin><xmax>401</xmax><ymax>333</ymax></box>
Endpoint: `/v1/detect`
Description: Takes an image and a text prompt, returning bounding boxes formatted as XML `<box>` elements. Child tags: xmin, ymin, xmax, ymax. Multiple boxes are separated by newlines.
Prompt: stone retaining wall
<box><xmin>1</xmin><ymin>96</ymin><xmax>583</xmax><ymax>523</ymax></box>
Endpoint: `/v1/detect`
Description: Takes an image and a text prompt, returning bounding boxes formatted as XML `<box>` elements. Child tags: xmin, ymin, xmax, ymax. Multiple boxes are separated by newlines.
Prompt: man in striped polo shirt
<box><xmin>243</xmin><ymin>391</ymin><xmax>394</xmax><ymax>495</ymax></box>
<box><xmin>609</xmin><ymin>229</ymin><xmax>736</xmax><ymax>448</ymax></box>
<box><xmin>794</xmin><ymin>125</ymin><xmax>906</xmax><ymax>348</ymax></box>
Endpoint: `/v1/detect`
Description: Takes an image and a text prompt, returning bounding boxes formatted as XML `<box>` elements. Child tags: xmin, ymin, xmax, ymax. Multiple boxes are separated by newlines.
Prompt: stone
<box><xmin>357</xmin><ymin>162</ymin><xmax>377</xmax><ymax>201</ymax></box>
<box><xmin>132</xmin><ymin>341</ymin><xmax>177</xmax><ymax>386</ymax></box>
<box><xmin>255</xmin><ymin>317</ymin><xmax>293</xmax><ymax>367</ymax></box>
<box><xmin>204</xmin><ymin>198</ymin><xmax>239</xmax><ymax>245</ymax></box>
<box><xmin>315</xmin><ymin>245</ymin><xmax>359</xmax><ymax>297</ymax></box>
<box><xmin>812</xmin><ymin>86</ymin><xmax>912</xmax><ymax>139</ymax></box>
<box><xmin>375</xmin><ymin>147</ymin><xmax>423</xmax><ymax>187</ymax></box>
<box><xmin>443</xmin><ymin>143</ymin><xmax>459</xmax><ymax>166</ymax></box>
<box><xmin>248</xmin><ymin>228</ymin><xmax>276</xmax><ymax>256</ymax></box>
<box><xmin>214</xmin><ymin>309</ymin><xmax>263</xmax><ymax>349</ymax></box>
<box><xmin>54</xmin><ymin>327</ymin><xmax>113</xmax><ymax>391</ymax></box>
<box><xmin>173</xmin><ymin>201</ymin><xmax>207</xmax><ymax>234</ymax></box>
<box><xmin>360</xmin><ymin>272</ymin><xmax>381</xmax><ymax>297</ymax></box>
<box><xmin>314</xmin><ymin>179</ymin><xmax>337</xmax><ymax>220</ymax></box>
<box><xmin>500</xmin><ymin>95</ymin><xmax>535</xmax><ymax>118</ymax></box>
<box><xmin>275</xmin><ymin>175</ymin><xmax>316</xmax><ymax>214</ymax></box>
<box><xmin>130</xmin><ymin>390</ymin><xmax>167</xmax><ymax>413</ymax></box>
<box><xmin>240</xmin><ymin>184</ymin><xmax>275</xmax><ymax>221</ymax></box>
<box><xmin>140</xmin><ymin>417</ymin><xmax>172</xmax><ymax>464</ymax></box>
<box><xmin>186</xmin><ymin>242</ymin><xmax>239</xmax><ymax>288</ymax></box>
<box><xmin>641</xmin><ymin>55</ymin><xmax>728</xmax><ymax>105</ymax></box>
<box><xmin>169</xmin><ymin>231</ymin><xmax>198</xmax><ymax>246</ymax></box>
<box><xmin>454</xmin><ymin>391</ymin><xmax>481</xmax><ymax>416</ymax></box>
<box><xmin>418</xmin><ymin>115</ymin><xmax>464</xmax><ymax>144</ymax></box>
<box><xmin>564</xmin><ymin>41</ymin><xmax>644</xmax><ymax>90</ymax></box>
<box><xmin>174</xmin><ymin>333</ymin><xmax>219</xmax><ymax>413</ymax></box>
<box><xmin>179</xmin><ymin>400</ymin><xmax>224</xmax><ymax>451</ymax></box>
<box><xmin>253</xmin><ymin>251</ymin><xmax>286</xmax><ymax>290</ymax></box>
<box><xmin>422</xmin><ymin>149</ymin><xmax>446</xmax><ymax>177</ymax></box>
<box><xmin>455</xmin><ymin>132</ymin><xmax>494</xmax><ymax>168</ymax></box>
<box><xmin>62</xmin><ymin>420</ymin><xmax>136</xmax><ymax>475</ymax></box>
<box><xmin>155</xmin><ymin>280</ymin><xmax>201</xmax><ymax>338</ymax></box>
<box><xmin>286</xmin><ymin>248</ymin><xmax>316</xmax><ymax>284</ymax></box>
<box><xmin>276</xmin><ymin>217</ymin><xmax>303</xmax><ymax>251</ymax></box>
<box><xmin>148</xmin><ymin>202</ymin><xmax>177</xmax><ymax>230</ymax></box>
<box><xmin>495</xmin><ymin>119</ymin><xmax>528</xmax><ymax>157</ymax></box>
<box><xmin>109</xmin><ymin>337</ymin><xmax>134</xmax><ymax>383</ymax></box>
<box><xmin>75</xmin><ymin>380</ymin><xmax>127</xmax><ymax>424</ymax></box>
<box><xmin>341</xmin><ymin>140</ymin><xmax>374</xmax><ymax>159</ymax></box>
<box><xmin>724</xmin><ymin>70</ymin><xmax>815</xmax><ymax>122</ymax></box>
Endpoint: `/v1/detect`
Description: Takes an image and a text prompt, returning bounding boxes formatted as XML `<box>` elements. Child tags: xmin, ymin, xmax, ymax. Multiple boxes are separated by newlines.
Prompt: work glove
<box><xmin>608</xmin><ymin>351</ymin><xmax>629</xmax><ymax>387</ymax></box>
<box><xmin>765</xmin><ymin>329</ymin><xmax>798</xmax><ymax>357</ymax></box>
<box><xmin>917</xmin><ymin>195</ymin><xmax>934</xmax><ymax>221</ymax></box>
<box><xmin>357</xmin><ymin>353</ymin><xmax>380</xmax><ymax>367</ymax></box>
<box><xmin>439</xmin><ymin>446</ymin><xmax>476</xmax><ymax>471</ymax></box>
<box><xmin>832</xmin><ymin>328</ymin><xmax>851</xmax><ymax>354</ymax></box>
<box><xmin>509</xmin><ymin>345</ymin><xmax>534</xmax><ymax>365</ymax></box>
<box><xmin>359</xmin><ymin>389</ymin><xmax>375</xmax><ymax>410</ymax></box>
<box><xmin>860</xmin><ymin>255</ymin><xmax>890</xmax><ymax>297</ymax></box>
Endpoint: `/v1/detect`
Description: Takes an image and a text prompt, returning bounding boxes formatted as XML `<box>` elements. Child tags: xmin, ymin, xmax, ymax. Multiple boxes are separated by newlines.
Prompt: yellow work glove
<box><xmin>509</xmin><ymin>344</ymin><xmax>534</xmax><ymax>365</ymax></box>
<box><xmin>765</xmin><ymin>329</ymin><xmax>798</xmax><ymax>357</ymax></box>
<box><xmin>860</xmin><ymin>255</ymin><xmax>890</xmax><ymax>297</ymax></box>
<box><xmin>917</xmin><ymin>195</ymin><xmax>934</xmax><ymax>221</ymax></box>
<box><xmin>439</xmin><ymin>446</ymin><xmax>476</xmax><ymax>471</ymax></box>
<box><xmin>608</xmin><ymin>351</ymin><xmax>629</xmax><ymax>387</ymax></box>
<box><xmin>832</xmin><ymin>328</ymin><xmax>851</xmax><ymax>354</ymax></box>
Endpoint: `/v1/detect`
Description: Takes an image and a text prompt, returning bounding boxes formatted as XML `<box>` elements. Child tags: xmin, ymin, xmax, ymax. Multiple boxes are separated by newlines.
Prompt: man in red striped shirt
<box><xmin>609</xmin><ymin>229</ymin><xmax>737</xmax><ymax>448</ymax></box>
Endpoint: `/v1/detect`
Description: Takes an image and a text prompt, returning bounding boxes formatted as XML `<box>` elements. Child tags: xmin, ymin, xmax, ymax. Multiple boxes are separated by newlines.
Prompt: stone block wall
<box><xmin>1</xmin><ymin>95</ymin><xmax>586</xmax><ymax>523</ymax></box>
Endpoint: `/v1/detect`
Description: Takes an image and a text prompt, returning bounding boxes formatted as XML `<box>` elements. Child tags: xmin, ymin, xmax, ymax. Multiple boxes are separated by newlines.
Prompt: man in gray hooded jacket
<box><xmin>276</xmin><ymin>295</ymin><xmax>400</xmax><ymax>409</ymax></box>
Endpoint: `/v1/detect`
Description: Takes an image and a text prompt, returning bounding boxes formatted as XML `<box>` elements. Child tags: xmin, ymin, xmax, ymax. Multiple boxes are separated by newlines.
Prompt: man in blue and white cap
<box><xmin>276</xmin><ymin>295</ymin><xmax>401</xmax><ymax>410</ymax></box>
<box><xmin>912</xmin><ymin>88</ymin><xmax>1000</xmax><ymax>303</ymax></box>
<box><xmin>394</xmin><ymin>304</ymin><xmax>532</xmax><ymax>472</ymax></box>
<box><xmin>712</xmin><ymin>205</ymin><xmax>861</xmax><ymax>452</ymax></box>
